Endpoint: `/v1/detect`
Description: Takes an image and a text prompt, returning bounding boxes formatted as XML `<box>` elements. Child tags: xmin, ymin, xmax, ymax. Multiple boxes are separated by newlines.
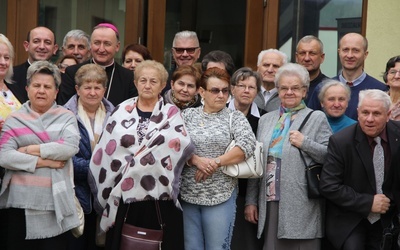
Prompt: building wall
<box><xmin>364</xmin><ymin>0</ymin><xmax>400</xmax><ymax>83</ymax></box>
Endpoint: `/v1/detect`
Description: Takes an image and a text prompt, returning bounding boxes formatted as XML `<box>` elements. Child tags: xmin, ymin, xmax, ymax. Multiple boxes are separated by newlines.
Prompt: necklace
<box><xmin>0</xmin><ymin>83</ymin><xmax>8</xmax><ymax>98</ymax></box>
<box><xmin>199</xmin><ymin>108</ymin><xmax>206</xmax><ymax>127</ymax></box>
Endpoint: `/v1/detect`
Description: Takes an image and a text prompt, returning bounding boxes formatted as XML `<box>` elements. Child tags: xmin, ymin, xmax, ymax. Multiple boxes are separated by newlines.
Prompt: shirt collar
<box><xmin>339</xmin><ymin>71</ymin><xmax>366</xmax><ymax>87</ymax></box>
<box><xmin>228</xmin><ymin>100</ymin><xmax>260</xmax><ymax>118</ymax></box>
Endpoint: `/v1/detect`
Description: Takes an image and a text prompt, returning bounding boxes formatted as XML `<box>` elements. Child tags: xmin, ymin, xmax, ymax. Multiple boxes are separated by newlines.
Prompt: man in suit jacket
<box><xmin>57</xmin><ymin>23</ymin><xmax>137</xmax><ymax>106</ymax></box>
<box><xmin>254</xmin><ymin>49</ymin><xmax>287</xmax><ymax>113</ymax></box>
<box><xmin>11</xmin><ymin>26</ymin><xmax>58</xmax><ymax>103</ymax></box>
<box><xmin>320</xmin><ymin>89</ymin><xmax>400</xmax><ymax>249</ymax></box>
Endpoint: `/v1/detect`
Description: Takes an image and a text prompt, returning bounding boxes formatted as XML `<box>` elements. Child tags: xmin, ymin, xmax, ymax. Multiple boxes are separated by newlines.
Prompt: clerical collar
<box><xmin>27</xmin><ymin>59</ymin><xmax>33</xmax><ymax>65</ymax></box>
<box><xmin>91</xmin><ymin>59</ymin><xmax>116</xmax><ymax>99</ymax></box>
<box><xmin>91</xmin><ymin>59</ymin><xmax>115</xmax><ymax>68</ymax></box>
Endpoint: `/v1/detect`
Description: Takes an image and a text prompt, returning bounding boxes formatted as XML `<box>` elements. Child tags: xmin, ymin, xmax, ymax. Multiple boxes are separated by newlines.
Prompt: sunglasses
<box><xmin>173</xmin><ymin>47</ymin><xmax>199</xmax><ymax>55</ymax></box>
<box><xmin>206</xmin><ymin>87</ymin><xmax>230</xmax><ymax>95</ymax></box>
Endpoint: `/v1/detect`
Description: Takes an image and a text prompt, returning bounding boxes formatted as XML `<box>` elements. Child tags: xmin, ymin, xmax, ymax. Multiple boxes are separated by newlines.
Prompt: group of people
<box><xmin>1</xmin><ymin>21</ymin><xmax>400</xmax><ymax>250</ymax></box>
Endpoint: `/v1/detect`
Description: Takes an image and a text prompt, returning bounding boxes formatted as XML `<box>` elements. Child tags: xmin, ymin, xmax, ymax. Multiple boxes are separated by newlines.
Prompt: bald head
<box><xmin>339</xmin><ymin>33</ymin><xmax>368</xmax><ymax>51</ymax></box>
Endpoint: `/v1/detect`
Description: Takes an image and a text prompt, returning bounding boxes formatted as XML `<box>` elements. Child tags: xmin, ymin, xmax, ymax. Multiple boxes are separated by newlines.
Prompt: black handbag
<box><xmin>120</xmin><ymin>201</ymin><xmax>164</xmax><ymax>250</ymax></box>
<box><xmin>297</xmin><ymin>111</ymin><xmax>323</xmax><ymax>199</ymax></box>
<box><xmin>380</xmin><ymin>214</ymin><xmax>400</xmax><ymax>250</ymax></box>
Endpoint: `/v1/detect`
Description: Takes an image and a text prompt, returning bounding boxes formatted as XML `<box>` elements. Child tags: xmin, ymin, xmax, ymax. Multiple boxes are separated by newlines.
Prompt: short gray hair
<box><xmin>172</xmin><ymin>31</ymin><xmax>199</xmax><ymax>47</ymax></box>
<box><xmin>274</xmin><ymin>63</ymin><xmax>310</xmax><ymax>89</ymax></box>
<box><xmin>358</xmin><ymin>89</ymin><xmax>391</xmax><ymax>112</ymax></box>
<box><xmin>27</xmin><ymin>61</ymin><xmax>61</xmax><ymax>89</ymax></box>
<box><xmin>318</xmin><ymin>79</ymin><xmax>350</xmax><ymax>103</ymax></box>
<box><xmin>62</xmin><ymin>29</ymin><xmax>90</xmax><ymax>50</ymax></box>
<box><xmin>231</xmin><ymin>67</ymin><xmax>262</xmax><ymax>92</ymax></box>
<box><xmin>257</xmin><ymin>49</ymin><xmax>288</xmax><ymax>66</ymax></box>
<box><xmin>296</xmin><ymin>35</ymin><xmax>324</xmax><ymax>53</ymax></box>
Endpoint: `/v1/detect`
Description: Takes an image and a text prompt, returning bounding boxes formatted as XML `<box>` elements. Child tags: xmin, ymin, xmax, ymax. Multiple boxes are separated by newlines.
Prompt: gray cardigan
<box><xmin>246</xmin><ymin>107</ymin><xmax>332</xmax><ymax>239</ymax></box>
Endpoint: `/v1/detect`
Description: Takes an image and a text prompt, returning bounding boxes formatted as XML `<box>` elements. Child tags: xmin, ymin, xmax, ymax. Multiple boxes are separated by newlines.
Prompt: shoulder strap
<box><xmin>297</xmin><ymin>110</ymin><xmax>314</xmax><ymax>167</ymax></box>
<box><xmin>298</xmin><ymin>111</ymin><xmax>314</xmax><ymax>132</ymax></box>
<box><xmin>125</xmin><ymin>200</ymin><xmax>164</xmax><ymax>229</ymax></box>
<box><xmin>229</xmin><ymin>112</ymin><xmax>234</xmax><ymax>140</ymax></box>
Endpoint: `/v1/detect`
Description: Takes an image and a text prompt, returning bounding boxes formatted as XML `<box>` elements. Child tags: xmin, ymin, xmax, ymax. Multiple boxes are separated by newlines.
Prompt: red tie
<box><xmin>347</xmin><ymin>82</ymin><xmax>353</xmax><ymax>87</ymax></box>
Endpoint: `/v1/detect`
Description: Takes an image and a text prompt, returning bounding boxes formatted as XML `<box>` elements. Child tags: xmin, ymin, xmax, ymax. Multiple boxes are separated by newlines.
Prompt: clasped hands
<box><xmin>190</xmin><ymin>155</ymin><xmax>219</xmax><ymax>182</ymax></box>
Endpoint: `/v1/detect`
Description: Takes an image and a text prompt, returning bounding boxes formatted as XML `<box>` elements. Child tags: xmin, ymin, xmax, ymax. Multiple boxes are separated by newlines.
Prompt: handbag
<box><xmin>120</xmin><ymin>201</ymin><xmax>163</xmax><ymax>250</ymax></box>
<box><xmin>380</xmin><ymin>214</ymin><xmax>400</xmax><ymax>250</ymax></box>
<box><xmin>221</xmin><ymin>112</ymin><xmax>264</xmax><ymax>178</ymax></box>
<box><xmin>297</xmin><ymin>111</ymin><xmax>323</xmax><ymax>199</ymax></box>
<box><xmin>71</xmin><ymin>195</ymin><xmax>85</xmax><ymax>238</ymax></box>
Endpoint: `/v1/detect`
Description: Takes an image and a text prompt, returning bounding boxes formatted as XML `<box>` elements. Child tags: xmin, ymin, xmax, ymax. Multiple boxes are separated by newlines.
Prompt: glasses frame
<box><xmin>388</xmin><ymin>69</ymin><xmax>400</xmax><ymax>76</ymax></box>
<box><xmin>278</xmin><ymin>85</ymin><xmax>306</xmax><ymax>93</ymax></box>
<box><xmin>172</xmin><ymin>47</ymin><xmax>199</xmax><ymax>55</ymax></box>
<box><xmin>206</xmin><ymin>87</ymin><xmax>230</xmax><ymax>95</ymax></box>
<box><xmin>234</xmin><ymin>84</ymin><xmax>257</xmax><ymax>92</ymax></box>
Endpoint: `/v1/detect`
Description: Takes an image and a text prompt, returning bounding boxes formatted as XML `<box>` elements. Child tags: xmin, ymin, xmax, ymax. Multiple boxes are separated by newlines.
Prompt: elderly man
<box><xmin>61</xmin><ymin>29</ymin><xmax>91</xmax><ymax>63</ymax></box>
<box><xmin>309</xmin><ymin>33</ymin><xmax>387</xmax><ymax>120</ymax></box>
<box><xmin>57</xmin><ymin>23</ymin><xmax>136</xmax><ymax>106</ymax></box>
<box><xmin>254</xmin><ymin>49</ymin><xmax>287</xmax><ymax>112</ymax></box>
<box><xmin>295</xmin><ymin>35</ymin><xmax>328</xmax><ymax>105</ymax></box>
<box><xmin>11</xmin><ymin>26</ymin><xmax>58</xmax><ymax>103</ymax></box>
<box><xmin>320</xmin><ymin>89</ymin><xmax>400</xmax><ymax>250</ymax></box>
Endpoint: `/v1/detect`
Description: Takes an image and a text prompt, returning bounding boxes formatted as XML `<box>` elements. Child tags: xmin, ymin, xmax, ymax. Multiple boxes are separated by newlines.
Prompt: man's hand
<box><xmin>371</xmin><ymin>194</ymin><xmax>390</xmax><ymax>214</ymax></box>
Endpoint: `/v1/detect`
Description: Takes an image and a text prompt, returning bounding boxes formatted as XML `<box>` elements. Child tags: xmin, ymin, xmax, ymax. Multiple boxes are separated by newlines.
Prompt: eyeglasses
<box><xmin>388</xmin><ymin>69</ymin><xmax>400</xmax><ymax>76</ymax></box>
<box><xmin>172</xmin><ymin>47</ymin><xmax>199</xmax><ymax>55</ymax></box>
<box><xmin>206</xmin><ymin>88</ymin><xmax>230</xmax><ymax>95</ymax></box>
<box><xmin>278</xmin><ymin>86</ymin><xmax>305</xmax><ymax>93</ymax></box>
<box><xmin>235</xmin><ymin>84</ymin><xmax>257</xmax><ymax>91</ymax></box>
<box><xmin>58</xmin><ymin>63</ymin><xmax>70</xmax><ymax>70</ymax></box>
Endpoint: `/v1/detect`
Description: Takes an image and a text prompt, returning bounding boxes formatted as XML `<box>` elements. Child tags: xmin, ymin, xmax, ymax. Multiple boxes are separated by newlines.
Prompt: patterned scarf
<box><xmin>269</xmin><ymin>101</ymin><xmax>306</xmax><ymax>158</ymax></box>
<box><xmin>88</xmin><ymin>96</ymin><xmax>194</xmax><ymax>232</ymax></box>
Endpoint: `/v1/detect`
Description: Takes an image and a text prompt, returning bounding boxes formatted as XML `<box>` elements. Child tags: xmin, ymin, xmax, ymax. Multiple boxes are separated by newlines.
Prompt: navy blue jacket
<box><xmin>64</xmin><ymin>95</ymin><xmax>114</xmax><ymax>213</ymax></box>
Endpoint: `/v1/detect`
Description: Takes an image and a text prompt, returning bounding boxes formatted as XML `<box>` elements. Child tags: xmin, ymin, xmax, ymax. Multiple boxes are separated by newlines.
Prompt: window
<box><xmin>278</xmin><ymin>0</ymin><xmax>363</xmax><ymax>77</ymax></box>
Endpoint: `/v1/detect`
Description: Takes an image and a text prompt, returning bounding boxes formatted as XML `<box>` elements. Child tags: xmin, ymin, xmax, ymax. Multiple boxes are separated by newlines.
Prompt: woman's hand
<box><xmin>244</xmin><ymin>205</ymin><xmax>259</xmax><ymax>224</ymax></box>
<box><xmin>0</xmin><ymin>118</ymin><xmax>4</xmax><ymax>131</ymax></box>
<box><xmin>18</xmin><ymin>145</ymin><xmax>40</xmax><ymax>156</ymax></box>
<box><xmin>289</xmin><ymin>130</ymin><xmax>304</xmax><ymax>148</ymax></box>
<box><xmin>191</xmin><ymin>154</ymin><xmax>218</xmax><ymax>176</ymax></box>
<box><xmin>36</xmin><ymin>158</ymin><xmax>66</xmax><ymax>169</ymax></box>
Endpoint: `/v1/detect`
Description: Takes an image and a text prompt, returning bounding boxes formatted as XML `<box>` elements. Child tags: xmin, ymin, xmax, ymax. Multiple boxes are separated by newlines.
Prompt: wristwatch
<box><xmin>214</xmin><ymin>158</ymin><xmax>221</xmax><ymax>167</ymax></box>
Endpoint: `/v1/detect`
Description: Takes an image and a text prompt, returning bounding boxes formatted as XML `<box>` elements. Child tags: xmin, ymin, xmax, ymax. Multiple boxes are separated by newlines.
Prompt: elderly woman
<box><xmin>0</xmin><ymin>33</ymin><xmax>23</xmax><ymax>250</ymax></box>
<box><xmin>0</xmin><ymin>61</ymin><xmax>80</xmax><ymax>250</ymax></box>
<box><xmin>64</xmin><ymin>64</ymin><xmax>114</xmax><ymax>250</ymax></box>
<box><xmin>318</xmin><ymin>79</ymin><xmax>356</xmax><ymax>133</ymax></box>
<box><xmin>228</xmin><ymin>67</ymin><xmax>264</xmax><ymax>250</ymax></box>
<box><xmin>181</xmin><ymin>67</ymin><xmax>256</xmax><ymax>249</ymax></box>
<box><xmin>0</xmin><ymin>34</ymin><xmax>22</xmax><ymax>128</ymax></box>
<box><xmin>245</xmin><ymin>63</ymin><xmax>332</xmax><ymax>250</ymax></box>
<box><xmin>122</xmin><ymin>43</ymin><xmax>152</xmax><ymax>72</ymax></box>
<box><xmin>88</xmin><ymin>60</ymin><xmax>194</xmax><ymax>250</ymax></box>
<box><xmin>164</xmin><ymin>64</ymin><xmax>202</xmax><ymax>109</ymax></box>
<box><xmin>383</xmin><ymin>55</ymin><xmax>400</xmax><ymax>120</ymax></box>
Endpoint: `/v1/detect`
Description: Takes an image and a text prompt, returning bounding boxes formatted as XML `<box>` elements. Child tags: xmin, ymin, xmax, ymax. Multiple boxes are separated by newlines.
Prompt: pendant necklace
<box><xmin>199</xmin><ymin>109</ymin><xmax>207</xmax><ymax>127</ymax></box>
<box><xmin>1</xmin><ymin>83</ymin><xmax>7</xmax><ymax>98</ymax></box>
